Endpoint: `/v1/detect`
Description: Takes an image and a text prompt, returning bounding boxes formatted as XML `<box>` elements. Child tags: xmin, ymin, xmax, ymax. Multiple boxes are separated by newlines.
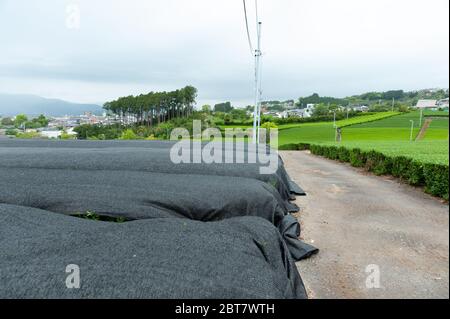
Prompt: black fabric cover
<box><xmin>0</xmin><ymin>139</ymin><xmax>306</xmax><ymax>202</ymax></box>
<box><xmin>0</xmin><ymin>139</ymin><xmax>317</xmax><ymax>298</ymax></box>
<box><xmin>0</xmin><ymin>140</ymin><xmax>317</xmax><ymax>260</ymax></box>
<box><xmin>0</xmin><ymin>167</ymin><xmax>289</xmax><ymax>221</ymax></box>
<box><xmin>0</xmin><ymin>166</ymin><xmax>316</xmax><ymax>261</ymax></box>
<box><xmin>279</xmin><ymin>215</ymin><xmax>318</xmax><ymax>260</ymax></box>
<box><xmin>0</xmin><ymin>204</ymin><xmax>306</xmax><ymax>299</ymax></box>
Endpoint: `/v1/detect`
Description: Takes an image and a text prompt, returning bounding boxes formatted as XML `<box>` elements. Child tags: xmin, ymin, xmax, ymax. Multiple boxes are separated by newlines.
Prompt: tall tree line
<box><xmin>103</xmin><ymin>86</ymin><xmax>197</xmax><ymax>126</ymax></box>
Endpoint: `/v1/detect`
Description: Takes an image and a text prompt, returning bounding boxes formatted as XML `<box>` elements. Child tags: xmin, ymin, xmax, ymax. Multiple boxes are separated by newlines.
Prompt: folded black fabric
<box><xmin>0</xmin><ymin>204</ymin><xmax>307</xmax><ymax>299</ymax></box>
<box><xmin>278</xmin><ymin>215</ymin><xmax>319</xmax><ymax>260</ymax></box>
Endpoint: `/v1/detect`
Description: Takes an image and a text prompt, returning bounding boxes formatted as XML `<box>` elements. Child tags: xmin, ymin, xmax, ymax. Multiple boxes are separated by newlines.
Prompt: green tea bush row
<box><xmin>336</xmin><ymin>112</ymin><xmax>400</xmax><ymax>128</ymax></box>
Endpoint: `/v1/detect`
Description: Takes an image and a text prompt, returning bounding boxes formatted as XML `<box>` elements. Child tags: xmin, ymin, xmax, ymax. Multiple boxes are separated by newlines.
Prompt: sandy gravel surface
<box><xmin>281</xmin><ymin>151</ymin><xmax>449</xmax><ymax>299</ymax></box>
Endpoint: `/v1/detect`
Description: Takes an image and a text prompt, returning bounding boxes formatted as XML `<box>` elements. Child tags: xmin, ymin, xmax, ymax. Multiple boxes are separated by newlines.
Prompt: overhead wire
<box><xmin>243</xmin><ymin>0</ymin><xmax>254</xmax><ymax>55</ymax></box>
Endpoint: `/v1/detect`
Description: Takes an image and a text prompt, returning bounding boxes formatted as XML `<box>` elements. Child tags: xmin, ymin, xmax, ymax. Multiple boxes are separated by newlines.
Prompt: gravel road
<box><xmin>281</xmin><ymin>151</ymin><xmax>449</xmax><ymax>299</ymax></box>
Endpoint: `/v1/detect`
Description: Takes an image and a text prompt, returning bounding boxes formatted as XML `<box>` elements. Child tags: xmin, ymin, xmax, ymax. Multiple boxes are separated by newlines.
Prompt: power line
<box><xmin>242</xmin><ymin>0</ymin><xmax>254</xmax><ymax>55</ymax></box>
<box><xmin>255</xmin><ymin>0</ymin><xmax>259</xmax><ymax>29</ymax></box>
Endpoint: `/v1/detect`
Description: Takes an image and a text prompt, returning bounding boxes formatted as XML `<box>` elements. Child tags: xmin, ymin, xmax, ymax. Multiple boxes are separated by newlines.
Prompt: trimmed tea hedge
<box><xmin>336</xmin><ymin>111</ymin><xmax>400</xmax><ymax>128</ymax></box>
<box><xmin>279</xmin><ymin>143</ymin><xmax>311</xmax><ymax>151</ymax></box>
<box><xmin>281</xmin><ymin>143</ymin><xmax>449</xmax><ymax>200</ymax></box>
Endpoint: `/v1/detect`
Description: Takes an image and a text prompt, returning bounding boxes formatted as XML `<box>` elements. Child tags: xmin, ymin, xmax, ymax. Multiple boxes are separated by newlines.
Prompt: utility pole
<box><xmin>419</xmin><ymin>108</ymin><xmax>423</xmax><ymax>127</ymax></box>
<box><xmin>256</xmin><ymin>22</ymin><xmax>263</xmax><ymax>143</ymax></box>
<box><xmin>252</xmin><ymin>1</ymin><xmax>262</xmax><ymax>144</ymax></box>
<box><xmin>333</xmin><ymin>110</ymin><xmax>337</xmax><ymax>142</ymax></box>
<box><xmin>410</xmin><ymin>120</ymin><xmax>414</xmax><ymax>142</ymax></box>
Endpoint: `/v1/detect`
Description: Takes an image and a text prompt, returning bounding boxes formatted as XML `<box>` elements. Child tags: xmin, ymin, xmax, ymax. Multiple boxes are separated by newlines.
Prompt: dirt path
<box><xmin>281</xmin><ymin>151</ymin><xmax>449</xmax><ymax>299</ymax></box>
<box><xmin>416</xmin><ymin>118</ymin><xmax>433</xmax><ymax>141</ymax></box>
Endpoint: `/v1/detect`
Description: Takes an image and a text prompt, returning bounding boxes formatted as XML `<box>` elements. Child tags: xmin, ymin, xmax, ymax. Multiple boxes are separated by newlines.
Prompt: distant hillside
<box><xmin>0</xmin><ymin>94</ymin><xmax>103</xmax><ymax>117</ymax></box>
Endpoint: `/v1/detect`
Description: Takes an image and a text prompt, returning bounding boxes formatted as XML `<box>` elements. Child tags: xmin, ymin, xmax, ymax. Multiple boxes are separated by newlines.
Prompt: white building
<box><xmin>437</xmin><ymin>98</ymin><xmax>449</xmax><ymax>108</ymax></box>
<box><xmin>40</xmin><ymin>129</ymin><xmax>62</xmax><ymax>139</ymax></box>
<box><xmin>352</xmin><ymin>105</ymin><xmax>369</xmax><ymax>112</ymax></box>
<box><xmin>40</xmin><ymin>128</ymin><xmax>77</xmax><ymax>139</ymax></box>
<box><xmin>286</xmin><ymin>109</ymin><xmax>312</xmax><ymax>118</ymax></box>
<box><xmin>416</xmin><ymin>99</ymin><xmax>438</xmax><ymax>109</ymax></box>
<box><xmin>304</xmin><ymin>104</ymin><xmax>315</xmax><ymax>117</ymax></box>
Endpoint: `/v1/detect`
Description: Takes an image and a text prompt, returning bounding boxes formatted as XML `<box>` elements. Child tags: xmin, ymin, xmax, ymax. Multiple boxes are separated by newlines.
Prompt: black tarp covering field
<box><xmin>0</xmin><ymin>139</ymin><xmax>316</xmax><ymax>299</ymax></box>
<box><xmin>0</xmin><ymin>139</ymin><xmax>306</xmax><ymax>201</ymax></box>
<box><xmin>0</xmin><ymin>204</ymin><xmax>306</xmax><ymax>299</ymax></box>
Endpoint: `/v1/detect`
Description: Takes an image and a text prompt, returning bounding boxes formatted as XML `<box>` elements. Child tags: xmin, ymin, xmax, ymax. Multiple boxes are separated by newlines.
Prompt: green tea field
<box><xmin>278</xmin><ymin>111</ymin><xmax>449</xmax><ymax>165</ymax></box>
<box><xmin>340</xmin><ymin>112</ymin><xmax>422</xmax><ymax>141</ymax></box>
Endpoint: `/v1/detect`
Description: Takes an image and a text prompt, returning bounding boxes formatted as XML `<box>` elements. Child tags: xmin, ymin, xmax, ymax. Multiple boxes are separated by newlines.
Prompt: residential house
<box><xmin>437</xmin><ymin>98</ymin><xmax>449</xmax><ymax>109</ymax></box>
<box><xmin>416</xmin><ymin>99</ymin><xmax>438</xmax><ymax>109</ymax></box>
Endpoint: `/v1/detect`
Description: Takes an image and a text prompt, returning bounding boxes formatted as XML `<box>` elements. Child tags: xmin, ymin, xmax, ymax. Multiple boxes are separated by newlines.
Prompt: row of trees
<box><xmin>103</xmin><ymin>86</ymin><xmax>198</xmax><ymax>126</ymax></box>
<box><xmin>297</xmin><ymin>93</ymin><xmax>347</xmax><ymax>108</ymax></box>
<box><xmin>296</xmin><ymin>89</ymin><xmax>449</xmax><ymax>109</ymax></box>
<box><xmin>213</xmin><ymin>101</ymin><xmax>233</xmax><ymax>113</ymax></box>
<box><xmin>1</xmin><ymin>114</ymin><xmax>49</xmax><ymax>129</ymax></box>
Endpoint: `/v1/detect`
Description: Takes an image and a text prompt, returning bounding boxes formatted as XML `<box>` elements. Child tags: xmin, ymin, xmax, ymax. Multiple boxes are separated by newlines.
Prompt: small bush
<box><xmin>278</xmin><ymin>143</ymin><xmax>312</xmax><ymax>151</ymax></box>
<box><xmin>5</xmin><ymin>128</ymin><xmax>17</xmax><ymax>136</ymax></box>
<box><xmin>310</xmin><ymin>144</ymin><xmax>323</xmax><ymax>156</ymax></box>
<box><xmin>325</xmin><ymin>146</ymin><xmax>339</xmax><ymax>160</ymax></box>
<box><xmin>391</xmin><ymin>156</ymin><xmax>411</xmax><ymax>178</ymax></box>
<box><xmin>423</xmin><ymin>164</ymin><xmax>449</xmax><ymax>200</ymax></box>
<box><xmin>60</xmin><ymin>131</ymin><xmax>76</xmax><ymax>140</ymax></box>
<box><xmin>15</xmin><ymin>131</ymin><xmax>42</xmax><ymax>139</ymax></box>
<box><xmin>365</xmin><ymin>151</ymin><xmax>392</xmax><ymax>175</ymax></box>
<box><xmin>298</xmin><ymin>143</ymin><xmax>311</xmax><ymax>151</ymax></box>
<box><xmin>278</xmin><ymin>143</ymin><xmax>300</xmax><ymax>151</ymax></box>
<box><xmin>119</xmin><ymin>129</ymin><xmax>140</xmax><ymax>140</ymax></box>
<box><xmin>322</xmin><ymin>146</ymin><xmax>331</xmax><ymax>158</ymax></box>
<box><xmin>405</xmin><ymin>161</ymin><xmax>424</xmax><ymax>186</ymax></box>
<box><xmin>337</xmin><ymin>147</ymin><xmax>350</xmax><ymax>162</ymax></box>
<box><xmin>349</xmin><ymin>148</ymin><xmax>366</xmax><ymax>167</ymax></box>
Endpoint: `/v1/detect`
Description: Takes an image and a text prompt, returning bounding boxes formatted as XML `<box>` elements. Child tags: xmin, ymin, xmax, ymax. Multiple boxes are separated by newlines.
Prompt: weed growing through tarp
<box><xmin>71</xmin><ymin>211</ymin><xmax>129</xmax><ymax>223</ymax></box>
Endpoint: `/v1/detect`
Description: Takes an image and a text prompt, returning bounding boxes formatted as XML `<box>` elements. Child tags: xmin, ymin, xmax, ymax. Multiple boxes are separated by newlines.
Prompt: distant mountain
<box><xmin>0</xmin><ymin>94</ymin><xmax>103</xmax><ymax>117</ymax></box>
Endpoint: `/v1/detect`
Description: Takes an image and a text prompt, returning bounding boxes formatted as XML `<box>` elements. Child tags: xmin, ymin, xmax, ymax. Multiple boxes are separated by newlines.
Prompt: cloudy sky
<box><xmin>0</xmin><ymin>0</ymin><xmax>448</xmax><ymax>107</ymax></box>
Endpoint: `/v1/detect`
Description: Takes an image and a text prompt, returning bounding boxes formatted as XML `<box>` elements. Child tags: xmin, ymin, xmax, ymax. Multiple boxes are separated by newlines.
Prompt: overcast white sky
<box><xmin>0</xmin><ymin>0</ymin><xmax>448</xmax><ymax>107</ymax></box>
